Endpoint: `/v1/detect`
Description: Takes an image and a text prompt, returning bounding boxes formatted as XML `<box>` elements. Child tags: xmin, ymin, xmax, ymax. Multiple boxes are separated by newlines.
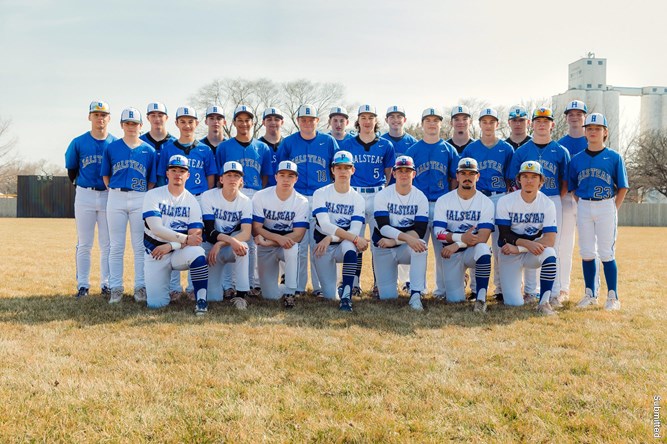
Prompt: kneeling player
<box><xmin>312</xmin><ymin>151</ymin><xmax>368</xmax><ymax>311</ymax></box>
<box><xmin>495</xmin><ymin>161</ymin><xmax>558</xmax><ymax>315</ymax></box>
<box><xmin>200</xmin><ymin>161</ymin><xmax>252</xmax><ymax>310</ymax></box>
<box><xmin>252</xmin><ymin>161</ymin><xmax>309</xmax><ymax>309</ymax></box>
<box><xmin>373</xmin><ymin>156</ymin><xmax>429</xmax><ymax>310</ymax></box>
<box><xmin>433</xmin><ymin>158</ymin><xmax>494</xmax><ymax>312</ymax></box>
<box><xmin>142</xmin><ymin>155</ymin><xmax>209</xmax><ymax>315</ymax></box>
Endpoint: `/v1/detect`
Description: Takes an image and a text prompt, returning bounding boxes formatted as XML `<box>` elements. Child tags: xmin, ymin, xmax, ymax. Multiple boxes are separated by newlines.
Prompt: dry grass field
<box><xmin>0</xmin><ymin>218</ymin><xmax>665</xmax><ymax>443</ymax></box>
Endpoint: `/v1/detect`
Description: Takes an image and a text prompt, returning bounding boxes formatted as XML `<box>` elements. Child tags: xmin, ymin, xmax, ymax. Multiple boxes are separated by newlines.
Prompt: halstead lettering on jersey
<box><xmin>509</xmin><ymin>212</ymin><xmax>544</xmax><ymax>224</ymax></box>
<box><xmin>446</xmin><ymin>209</ymin><xmax>481</xmax><ymax>222</ymax></box>
<box><xmin>415</xmin><ymin>161</ymin><xmax>447</xmax><ymax>176</ymax></box>
<box><xmin>263</xmin><ymin>209</ymin><xmax>296</xmax><ymax>221</ymax></box>
<box><xmin>213</xmin><ymin>208</ymin><xmax>242</xmax><ymax>222</ymax></box>
<box><xmin>537</xmin><ymin>159</ymin><xmax>558</xmax><ymax>176</ymax></box>
<box><xmin>188</xmin><ymin>158</ymin><xmax>205</xmax><ymax>169</ymax></box>
<box><xmin>112</xmin><ymin>159</ymin><xmax>147</xmax><ymax>176</ymax></box>
<box><xmin>478</xmin><ymin>160</ymin><xmax>503</xmax><ymax>173</ymax></box>
<box><xmin>353</xmin><ymin>153</ymin><xmax>384</xmax><ymax>164</ymax></box>
<box><xmin>577</xmin><ymin>168</ymin><xmax>612</xmax><ymax>185</ymax></box>
<box><xmin>158</xmin><ymin>203</ymin><xmax>190</xmax><ymax>218</ymax></box>
<box><xmin>82</xmin><ymin>155</ymin><xmax>102</xmax><ymax>168</ymax></box>
<box><xmin>387</xmin><ymin>203</ymin><xmax>418</xmax><ymax>215</ymax></box>
<box><xmin>292</xmin><ymin>154</ymin><xmax>326</xmax><ymax>168</ymax></box>
<box><xmin>325</xmin><ymin>202</ymin><xmax>354</xmax><ymax>215</ymax></box>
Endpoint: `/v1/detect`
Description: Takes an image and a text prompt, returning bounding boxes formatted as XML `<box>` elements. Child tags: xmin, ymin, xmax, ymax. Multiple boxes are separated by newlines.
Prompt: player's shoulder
<box><xmin>253</xmin><ymin>186</ymin><xmax>273</xmax><ymax>200</ymax></box>
<box><xmin>495</xmin><ymin>139</ymin><xmax>513</xmax><ymax>151</ymax></box>
<box><xmin>200</xmin><ymin>187</ymin><xmax>220</xmax><ymax>201</ymax></box>
<box><xmin>312</xmin><ymin>184</ymin><xmax>330</xmax><ymax>199</ymax></box>
<box><xmin>410</xmin><ymin>186</ymin><xmax>428</xmax><ymax>202</ymax></box>
<box><xmin>293</xmin><ymin>189</ymin><xmax>309</xmax><ymax>204</ymax></box>
<box><xmin>498</xmin><ymin>189</ymin><xmax>519</xmax><ymax>205</ymax></box>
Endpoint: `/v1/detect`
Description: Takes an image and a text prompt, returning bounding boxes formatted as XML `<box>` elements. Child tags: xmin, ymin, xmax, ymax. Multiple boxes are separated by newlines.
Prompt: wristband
<box><xmin>176</xmin><ymin>233</ymin><xmax>187</xmax><ymax>243</ymax></box>
<box><xmin>170</xmin><ymin>242</ymin><xmax>182</xmax><ymax>251</ymax></box>
<box><xmin>517</xmin><ymin>245</ymin><xmax>528</xmax><ymax>253</ymax></box>
<box><xmin>452</xmin><ymin>233</ymin><xmax>463</xmax><ymax>242</ymax></box>
<box><xmin>456</xmin><ymin>241</ymin><xmax>467</xmax><ymax>248</ymax></box>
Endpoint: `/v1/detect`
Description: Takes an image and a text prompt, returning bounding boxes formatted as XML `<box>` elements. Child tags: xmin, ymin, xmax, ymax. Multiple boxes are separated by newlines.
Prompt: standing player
<box><xmin>508</xmin><ymin>107</ymin><xmax>570</xmax><ymax>304</ymax></box>
<box><xmin>101</xmin><ymin>108</ymin><xmax>157</xmax><ymax>304</ymax></box>
<box><xmin>200</xmin><ymin>161</ymin><xmax>251</xmax><ymax>309</ymax></box>
<box><xmin>496</xmin><ymin>161</ymin><xmax>558</xmax><ymax>315</ymax></box>
<box><xmin>569</xmin><ymin>113</ymin><xmax>629</xmax><ymax>311</ymax></box>
<box><xmin>328</xmin><ymin>106</ymin><xmax>352</xmax><ymax>143</ymax></box>
<box><xmin>447</xmin><ymin>105</ymin><xmax>476</xmax><ymax>154</ymax></box>
<box><xmin>373</xmin><ymin>156</ymin><xmax>429</xmax><ymax>310</ymax></box>
<box><xmin>142</xmin><ymin>155</ymin><xmax>209</xmax><ymax>315</ymax></box>
<box><xmin>433</xmin><ymin>158</ymin><xmax>494</xmax><ymax>312</ymax></box>
<box><xmin>140</xmin><ymin>102</ymin><xmax>174</xmax><ymax>179</ymax></box>
<box><xmin>200</xmin><ymin>105</ymin><xmax>226</xmax><ymax>156</ymax></box>
<box><xmin>65</xmin><ymin>100</ymin><xmax>117</xmax><ymax>298</ymax></box>
<box><xmin>278</xmin><ymin>104</ymin><xmax>339</xmax><ymax>295</ymax></box>
<box><xmin>312</xmin><ymin>151</ymin><xmax>368</xmax><ymax>311</ymax></box>
<box><xmin>406</xmin><ymin>108</ymin><xmax>458</xmax><ymax>298</ymax></box>
<box><xmin>259</xmin><ymin>107</ymin><xmax>285</xmax><ymax>187</ymax></box>
<box><xmin>252</xmin><ymin>161</ymin><xmax>310</xmax><ymax>308</ymax></box>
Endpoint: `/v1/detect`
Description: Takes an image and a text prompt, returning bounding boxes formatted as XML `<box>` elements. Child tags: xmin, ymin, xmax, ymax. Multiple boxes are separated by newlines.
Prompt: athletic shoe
<box><xmin>337</xmin><ymin>285</ymin><xmax>343</xmax><ymax>298</ymax></box>
<box><xmin>604</xmin><ymin>290</ymin><xmax>620</xmax><ymax>311</ymax></box>
<box><xmin>576</xmin><ymin>295</ymin><xmax>598</xmax><ymax>308</ymax></box>
<box><xmin>537</xmin><ymin>302</ymin><xmax>557</xmax><ymax>316</ymax></box>
<box><xmin>372</xmin><ymin>285</ymin><xmax>379</xmax><ymax>299</ymax></box>
<box><xmin>494</xmin><ymin>293</ymin><xmax>504</xmax><ymax>302</ymax></box>
<box><xmin>351</xmin><ymin>286</ymin><xmax>362</xmax><ymax>297</ymax></box>
<box><xmin>467</xmin><ymin>291</ymin><xmax>477</xmax><ymax>301</ymax></box>
<box><xmin>401</xmin><ymin>282</ymin><xmax>411</xmax><ymax>293</ymax></box>
<box><xmin>76</xmin><ymin>287</ymin><xmax>89</xmax><ymax>299</ymax></box>
<box><xmin>224</xmin><ymin>288</ymin><xmax>237</xmax><ymax>299</ymax></box>
<box><xmin>473</xmin><ymin>300</ymin><xmax>487</xmax><ymax>313</ymax></box>
<box><xmin>169</xmin><ymin>290</ymin><xmax>182</xmax><ymax>302</ymax></box>
<box><xmin>195</xmin><ymin>298</ymin><xmax>208</xmax><ymax>315</ymax></box>
<box><xmin>408</xmin><ymin>292</ymin><xmax>424</xmax><ymax>311</ymax></box>
<box><xmin>186</xmin><ymin>290</ymin><xmax>195</xmax><ymax>301</ymax></box>
<box><xmin>523</xmin><ymin>293</ymin><xmax>538</xmax><ymax>304</ymax></box>
<box><xmin>101</xmin><ymin>286</ymin><xmax>110</xmax><ymax>297</ymax></box>
<box><xmin>314</xmin><ymin>290</ymin><xmax>324</xmax><ymax>298</ymax></box>
<box><xmin>280</xmin><ymin>274</ymin><xmax>285</xmax><ymax>285</ymax></box>
<box><xmin>295</xmin><ymin>291</ymin><xmax>305</xmax><ymax>298</ymax></box>
<box><xmin>134</xmin><ymin>287</ymin><xmax>147</xmax><ymax>303</ymax></box>
<box><xmin>248</xmin><ymin>287</ymin><xmax>262</xmax><ymax>298</ymax></box>
<box><xmin>559</xmin><ymin>290</ymin><xmax>570</xmax><ymax>303</ymax></box>
<box><xmin>230</xmin><ymin>297</ymin><xmax>247</xmax><ymax>311</ymax></box>
<box><xmin>549</xmin><ymin>296</ymin><xmax>563</xmax><ymax>309</ymax></box>
<box><xmin>339</xmin><ymin>297</ymin><xmax>352</xmax><ymax>312</ymax></box>
<box><xmin>109</xmin><ymin>288</ymin><xmax>123</xmax><ymax>304</ymax></box>
<box><xmin>283</xmin><ymin>294</ymin><xmax>295</xmax><ymax>310</ymax></box>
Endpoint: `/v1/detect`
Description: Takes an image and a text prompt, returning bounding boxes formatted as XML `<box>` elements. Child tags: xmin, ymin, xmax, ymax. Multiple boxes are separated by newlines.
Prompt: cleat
<box><xmin>337</xmin><ymin>285</ymin><xmax>343</xmax><ymax>299</ymax></box>
<box><xmin>248</xmin><ymin>287</ymin><xmax>262</xmax><ymax>298</ymax></box>
<box><xmin>101</xmin><ymin>286</ymin><xmax>110</xmax><ymax>297</ymax></box>
<box><xmin>76</xmin><ymin>287</ymin><xmax>89</xmax><ymax>299</ymax></box>
<box><xmin>473</xmin><ymin>300</ymin><xmax>487</xmax><ymax>313</ymax></box>
<box><xmin>283</xmin><ymin>294</ymin><xmax>295</xmax><ymax>309</ymax></box>
<box><xmin>537</xmin><ymin>302</ymin><xmax>557</xmax><ymax>316</ymax></box>
<box><xmin>559</xmin><ymin>290</ymin><xmax>570</xmax><ymax>303</ymax></box>
<box><xmin>186</xmin><ymin>290</ymin><xmax>196</xmax><ymax>301</ymax></box>
<box><xmin>108</xmin><ymin>288</ymin><xmax>123</xmax><ymax>304</ymax></box>
<box><xmin>494</xmin><ymin>293</ymin><xmax>504</xmax><ymax>302</ymax></box>
<box><xmin>408</xmin><ymin>292</ymin><xmax>424</xmax><ymax>311</ymax></box>
<box><xmin>295</xmin><ymin>291</ymin><xmax>305</xmax><ymax>298</ymax></box>
<box><xmin>577</xmin><ymin>294</ymin><xmax>598</xmax><ymax>308</ymax></box>
<box><xmin>224</xmin><ymin>288</ymin><xmax>237</xmax><ymax>299</ymax></box>
<box><xmin>372</xmin><ymin>285</ymin><xmax>379</xmax><ymax>299</ymax></box>
<box><xmin>339</xmin><ymin>297</ymin><xmax>353</xmax><ymax>312</ymax></box>
<box><xmin>314</xmin><ymin>290</ymin><xmax>324</xmax><ymax>298</ymax></box>
<box><xmin>280</xmin><ymin>273</ymin><xmax>285</xmax><ymax>285</ymax></box>
<box><xmin>401</xmin><ymin>282</ymin><xmax>411</xmax><ymax>293</ymax></box>
<box><xmin>195</xmin><ymin>298</ymin><xmax>208</xmax><ymax>315</ymax></box>
<box><xmin>467</xmin><ymin>291</ymin><xmax>477</xmax><ymax>301</ymax></box>
<box><xmin>604</xmin><ymin>290</ymin><xmax>620</xmax><ymax>311</ymax></box>
<box><xmin>169</xmin><ymin>290</ymin><xmax>182</xmax><ymax>302</ymax></box>
<box><xmin>523</xmin><ymin>292</ymin><xmax>538</xmax><ymax>304</ymax></box>
<box><xmin>134</xmin><ymin>287</ymin><xmax>147</xmax><ymax>303</ymax></box>
<box><xmin>351</xmin><ymin>286</ymin><xmax>362</xmax><ymax>297</ymax></box>
<box><xmin>549</xmin><ymin>296</ymin><xmax>563</xmax><ymax>309</ymax></box>
<box><xmin>230</xmin><ymin>296</ymin><xmax>247</xmax><ymax>311</ymax></box>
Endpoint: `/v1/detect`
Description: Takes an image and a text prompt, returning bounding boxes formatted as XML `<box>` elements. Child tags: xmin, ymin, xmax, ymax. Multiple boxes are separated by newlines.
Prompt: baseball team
<box><xmin>65</xmin><ymin>99</ymin><xmax>629</xmax><ymax>315</ymax></box>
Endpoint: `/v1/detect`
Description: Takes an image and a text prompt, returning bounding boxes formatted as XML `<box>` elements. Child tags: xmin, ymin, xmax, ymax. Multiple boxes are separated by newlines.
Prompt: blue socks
<box><xmin>582</xmin><ymin>259</ymin><xmax>597</xmax><ymax>297</ymax></box>
<box><xmin>602</xmin><ymin>260</ymin><xmax>618</xmax><ymax>296</ymax></box>
<box><xmin>539</xmin><ymin>256</ymin><xmax>557</xmax><ymax>304</ymax></box>
<box><xmin>475</xmin><ymin>254</ymin><xmax>491</xmax><ymax>297</ymax></box>
<box><xmin>341</xmin><ymin>250</ymin><xmax>357</xmax><ymax>299</ymax></box>
<box><xmin>190</xmin><ymin>255</ymin><xmax>208</xmax><ymax>301</ymax></box>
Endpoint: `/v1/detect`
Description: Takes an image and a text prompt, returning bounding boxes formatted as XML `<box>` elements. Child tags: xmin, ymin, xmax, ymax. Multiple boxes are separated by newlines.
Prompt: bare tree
<box><xmin>0</xmin><ymin>117</ymin><xmax>18</xmax><ymax>194</ymax></box>
<box><xmin>280</xmin><ymin>80</ymin><xmax>345</xmax><ymax>132</ymax></box>
<box><xmin>625</xmin><ymin>130</ymin><xmax>667</xmax><ymax>201</ymax></box>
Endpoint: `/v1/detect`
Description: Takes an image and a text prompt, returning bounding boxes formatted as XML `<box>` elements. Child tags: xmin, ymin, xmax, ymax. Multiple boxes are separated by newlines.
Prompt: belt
<box><xmin>580</xmin><ymin>196</ymin><xmax>613</xmax><ymax>201</ymax></box>
<box><xmin>80</xmin><ymin>186</ymin><xmax>107</xmax><ymax>191</ymax></box>
<box><xmin>111</xmin><ymin>187</ymin><xmax>134</xmax><ymax>192</ymax></box>
<box><xmin>353</xmin><ymin>185</ymin><xmax>383</xmax><ymax>193</ymax></box>
<box><xmin>479</xmin><ymin>190</ymin><xmax>505</xmax><ymax>197</ymax></box>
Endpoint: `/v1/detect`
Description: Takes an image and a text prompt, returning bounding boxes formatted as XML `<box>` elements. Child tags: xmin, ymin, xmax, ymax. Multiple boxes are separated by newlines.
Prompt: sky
<box><xmin>1</xmin><ymin>0</ymin><xmax>665</xmax><ymax>167</ymax></box>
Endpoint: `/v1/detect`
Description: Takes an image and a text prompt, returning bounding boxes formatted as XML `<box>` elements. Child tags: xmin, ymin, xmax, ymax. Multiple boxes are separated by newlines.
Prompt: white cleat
<box><xmin>408</xmin><ymin>293</ymin><xmax>424</xmax><ymax>311</ymax></box>
<box><xmin>537</xmin><ymin>302</ymin><xmax>557</xmax><ymax>316</ymax></box>
<box><xmin>576</xmin><ymin>289</ymin><xmax>598</xmax><ymax>308</ymax></box>
<box><xmin>134</xmin><ymin>287</ymin><xmax>147</xmax><ymax>303</ymax></box>
<box><xmin>473</xmin><ymin>300</ymin><xmax>487</xmax><ymax>313</ymax></box>
<box><xmin>604</xmin><ymin>290</ymin><xmax>621</xmax><ymax>311</ymax></box>
<box><xmin>108</xmin><ymin>288</ymin><xmax>123</xmax><ymax>304</ymax></box>
<box><xmin>549</xmin><ymin>296</ymin><xmax>563</xmax><ymax>309</ymax></box>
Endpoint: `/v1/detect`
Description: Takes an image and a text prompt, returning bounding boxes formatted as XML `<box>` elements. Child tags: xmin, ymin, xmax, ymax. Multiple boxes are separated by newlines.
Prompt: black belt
<box><xmin>111</xmin><ymin>187</ymin><xmax>134</xmax><ymax>192</ymax></box>
<box><xmin>80</xmin><ymin>186</ymin><xmax>107</xmax><ymax>191</ymax></box>
<box><xmin>479</xmin><ymin>190</ymin><xmax>505</xmax><ymax>196</ymax></box>
<box><xmin>580</xmin><ymin>196</ymin><xmax>613</xmax><ymax>201</ymax></box>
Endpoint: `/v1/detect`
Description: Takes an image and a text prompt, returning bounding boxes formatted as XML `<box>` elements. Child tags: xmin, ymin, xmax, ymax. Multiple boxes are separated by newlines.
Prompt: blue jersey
<box><xmin>461</xmin><ymin>139</ymin><xmax>513</xmax><ymax>193</ymax></box>
<box><xmin>331</xmin><ymin>132</ymin><xmax>353</xmax><ymax>144</ymax></box>
<box><xmin>140</xmin><ymin>132</ymin><xmax>175</xmax><ymax>162</ymax></box>
<box><xmin>158</xmin><ymin>140</ymin><xmax>217</xmax><ymax>195</ymax></box>
<box><xmin>446</xmin><ymin>138</ymin><xmax>476</xmax><ymax>155</ymax></box>
<box><xmin>65</xmin><ymin>132</ymin><xmax>118</xmax><ymax>189</ymax></box>
<box><xmin>216</xmin><ymin>138</ymin><xmax>272</xmax><ymax>191</ymax></box>
<box><xmin>406</xmin><ymin>139</ymin><xmax>459</xmax><ymax>202</ymax></box>
<box><xmin>278</xmin><ymin>131</ymin><xmax>339</xmax><ymax>196</ymax></box>
<box><xmin>558</xmin><ymin>135</ymin><xmax>588</xmax><ymax>158</ymax></box>
<box><xmin>380</xmin><ymin>132</ymin><xmax>418</xmax><ymax>157</ymax></box>
<box><xmin>101</xmin><ymin>139</ymin><xmax>156</xmax><ymax>192</ymax></box>
<box><xmin>568</xmin><ymin>148</ymin><xmax>629</xmax><ymax>200</ymax></box>
<box><xmin>259</xmin><ymin>136</ymin><xmax>282</xmax><ymax>187</ymax></box>
<box><xmin>508</xmin><ymin>140</ymin><xmax>570</xmax><ymax>197</ymax></box>
<box><xmin>339</xmin><ymin>136</ymin><xmax>395</xmax><ymax>188</ymax></box>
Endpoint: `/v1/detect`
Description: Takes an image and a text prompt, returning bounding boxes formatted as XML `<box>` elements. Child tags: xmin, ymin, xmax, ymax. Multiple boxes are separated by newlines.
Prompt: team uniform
<box><xmin>157</xmin><ymin>140</ymin><xmax>216</xmax><ymax>197</ymax></box>
<box><xmin>259</xmin><ymin>136</ymin><xmax>282</xmax><ymax>187</ymax></box>
<box><xmin>252</xmin><ymin>185</ymin><xmax>310</xmax><ymax>300</ymax></box>
<box><xmin>140</xmin><ymin>132</ymin><xmax>175</xmax><ymax>172</ymax></box>
<box><xmin>446</xmin><ymin>137</ymin><xmax>475</xmax><ymax>155</ymax></box>
<box><xmin>65</xmin><ymin>130</ymin><xmax>117</xmax><ymax>294</ymax></box>
<box><xmin>200</xmin><ymin>187</ymin><xmax>252</xmax><ymax>301</ymax></box>
<box><xmin>381</xmin><ymin>132</ymin><xmax>417</xmax><ymax>187</ymax></box>
<box><xmin>505</xmin><ymin>135</ymin><xmax>532</xmax><ymax>150</ymax></box>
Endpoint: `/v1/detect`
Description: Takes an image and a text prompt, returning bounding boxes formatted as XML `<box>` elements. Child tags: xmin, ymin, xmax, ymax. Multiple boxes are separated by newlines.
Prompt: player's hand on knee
<box><xmin>461</xmin><ymin>227</ymin><xmax>479</xmax><ymax>246</ymax></box>
<box><xmin>441</xmin><ymin>243</ymin><xmax>459</xmax><ymax>258</ymax></box>
<box><xmin>378</xmin><ymin>238</ymin><xmax>396</xmax><ymax>248</ymax></box>
<box><xmin>407</xmin><ymin>236</ymin><xmax>427</xmax><ymax>253</ymax></box>
<box><xmin>151</xmin><ymin>244</ymin><xmax>172</xmax><ymax>260</ymax></box>
<box><xmin>314</xmin><ymin>238</ymin><xmax>331</xmax><ymax>257</ymax></box>
<box><xmin>277</xmin><ymin>236</ymin><xmax>294</xmax><ymax>249</ymax></box>
<box><xmin>501</xmin><ymin>244</ymin><xmax>519</xmax><ymax>255</ymax></box>
<box><xmin>355</xmin><ymin>237</ymin><xmax>369</xmax><ymax>252</ymax></box>
<box><xmin>231</xmin><ymin>239</ymin><xmax>248</xmax><ymax>256</ymax></box>
<box><xmin>185</xmin><ymin>233</ymin><xmax>202</xmax><ymax>246</ymax></box>
<box><xmin>207</xmin><ymin>243</ymin><xmax>222</xmax><ymax>265</ymax></box>
<box><xmin>527</xmin><ymin>241</ymin><xmax>544</xmax><ymax>255</ymax></box>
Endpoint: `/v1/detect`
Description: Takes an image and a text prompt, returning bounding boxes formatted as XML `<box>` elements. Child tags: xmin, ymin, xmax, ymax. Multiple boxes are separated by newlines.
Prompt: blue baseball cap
<box><xmin>332</xmin><ymin>150</ymin><xmax>354</xmax><ymax>166</ymax></box>
<box><xmin>168</xmin><ymin>154</ymin><xmax>189</xmax><ymax>170</ymax></box>
<box><xmin>508</xmin><ymin>105</ymin><xmax>528</xmax><ymax>120</ymax></box>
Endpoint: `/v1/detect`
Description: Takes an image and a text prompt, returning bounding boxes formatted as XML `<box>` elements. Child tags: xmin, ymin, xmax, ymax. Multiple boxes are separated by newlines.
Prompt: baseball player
<box><xmin>200</xmin><ymin>161</ymin><xmax>252</xmax><ymax>309</ymax></box>
<box><xmin>252</xmin><ymin>161</ymin><xmax>310</xmax><ymax>308</ymax></box>
<box><xmin>140</xmin><ymin>102</ymin><xmax>174</xmax><ymax>182</ymax></box>
<box><xmin>259</xmin><ymin>107</ymin><xmax>285</xmax><ymax>187</ymax></box>
<box><xmin>142</xmin><ymin>155</ymin><xmax>209</xmax><ymax>315</ymax></box>
<box><xmin>65</xmin><ymin>100</ymin><xmax>117</xmax><ymax>298</ymax></box>
<box><xmin>461</xmin><ymin>108</ymin><xmax>513</xmax><ymax>301</ymax></box>
<box><xmin>508</xmin><ymin>107</ymin><xmax>570</xmax><ymax>305</ymax></box>
<box><xmin>101</xmin><ymin>108</ymin><xmax>157</xmax><ymax>304</ymax></box>
<box><xmin>278</xmin><ymin>104</ymin><xmax>339</xmax><ymax>296</ymax></box>
<box><xmin>200</xmin><ymin>105</ymin><xmax>226</xmax><ymax>156</ymax></box>
<box><xmin>373</xmin><ymin>155</ymin><xmax>429</xmax><ymax>309</ymax></box>
<box><xmin>433</xmin><ymin>158</ymin><xmax>494</xmax><ymax>312</ymax></box>
<box><xmin>339</xmin><ymin>104</ymin><xmax>395</xmax><ymax>295</ymax></box>
<box><xmin>569</xmin><ymin>113</ymin><xmax>629</xmax><ymax>311</ymax></box>
<box><xmin>405</xmin><ymin>108</ymin><xmax>458</xmax><ymax>298</ymax></box>
<box><xmin>496</xmin><ymin>161</ymin><xmax>558</xmax><ymax>315</ymax></box>
<box><xmin>328</xmin><ymin>106</ymin><xmax>353</xmax><ymax>143</ymax></box>
<box><xmin>312</xmin><ymin>151</ymin><xmax>368</xmax><ymax>311</ymax></box>
<box><xmin>447</xmin><ymin>105</ymin><xmax>476</xmax><ymax>154</ymax></box>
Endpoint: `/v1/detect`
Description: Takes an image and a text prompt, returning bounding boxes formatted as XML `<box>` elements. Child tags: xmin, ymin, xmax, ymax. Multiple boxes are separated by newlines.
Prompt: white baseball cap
<box><xmin>176</xmin><ymin>106</ymin><xmax>198</xmax><ymax>119</ymax></box>
<box><xmin>508</xmin><ymin>105</ymin><xmax>529</xmax><ymax>120</ymax></box>
<box><xmin>277</xmin><ymin>160</ymin><xmax>299</xmax><ymax>175</ymax></box>
<box><xmin>518</xmin><ymin>161</ymin><xmax>544</xmax><ymax>177</ymax></box>
<box><xmin>168</xmin><ymin>154</ymin><xmax>189</xmax><ymax>170</ymax></box>
<box><xmin>120</xmin><ymin>107</ymin><xmax>142</xmax><ymax>124</ymax></box>
<box><xmin>147</xmin><ymin>102</ymin><xmax>168</xmax><ymax>115</ymax></box>
<box><xmin>357</xmin><ymin>104</ymin><xmax>377</xmax><ymax>116</ymax></box>
<box><xmin>262</xmin><ymin>107</ymin><xmax>284</xmax><ymax>120</ymax></box>
<box><xmin>233</xmin><ymin>104</ymin><xmax>254</xmax><ymax>120</ymax></box>
<box><xmin>329</xmin><ymin>106</ymin><xmax>348</xmax><ymax>118</ymax></box>
<box><xmin>206</xmin><ymin>105</ymin><xmax>225</xmax><ymax>118</ymax></box>
<box><xmin>223</xmin><ymin>161</ymin><xmax>244</xmax><ymax>176</ymax></box>
<box><xmin>479</xmin><ymin>108</ymin><xmax>499</xmax><ymax>121</ymax></box>
<box><xmin>332</xmin><ymin>150</ymin><xmax>354</xmax><ymax>166</ymax></box>
<box><xmin>89</xmin><ymin>100</ymin><xmax>110</xmax><ymax>114</ymax></box>
<box><xmin>386</xmin><ymin>105</ymin><xmax>406</xmax><ymax>117</ymax></box>
<box><xmin>297</xmin><ymin>104</ymin><xmax>318</xmax><ymax>118</ymax></box>
<box><xmin>393</xmin><ymin>155</ymin><xmax>416</xmax><ymax>170</ymax></box>
<box><xmin>421</xmin><ymin>107</ymin><xmax>444</xmax><ymax>121</ymax></box>
<box><xmin>457</xmin><ymin>157</ymin><xmax>479</xmax><ymax>173</ymax></box>
<box><xmin>583</xmin><ymin>113</ymin><xmax>608</xmax><ymax>128</ymax></box>
<box><xmin>450</xmin><ymin>105</ymin><xmax>471</xmax><ymax>118</ymax></box>
<box><xmin>564</xmin><ymin>100</ymin><xmax>588</xmax><ymax>114</ymax></box>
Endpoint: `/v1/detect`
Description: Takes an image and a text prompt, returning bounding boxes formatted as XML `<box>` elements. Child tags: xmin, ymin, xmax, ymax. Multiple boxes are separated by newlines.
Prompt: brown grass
<box><xmin>0</xmin><ymin>219</ymin><xmax>665</xmax><ymax>443</ymax></box>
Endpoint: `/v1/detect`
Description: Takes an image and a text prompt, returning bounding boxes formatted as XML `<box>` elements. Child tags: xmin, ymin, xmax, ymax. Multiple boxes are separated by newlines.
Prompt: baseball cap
<box><xmin>297</xmin><ymin>104</ymin><xmax>318</xmax><ymax>118</ymax></box>
<box><xmin>457</xmin><ymin>157</ymin><xmax>479</xmax><ymax>173</ymax></box>
<box><xmin>393</xmin><ymin>155</ymin><xmax>416</xmax><ymax>170</ymax></box>
<box><xmin>168</xmin><ymin>154</ymin><xmax>189</xmax><ymax>170</ymax></box>
<box><xmin>222</xmin><ymin>161</ymin><xmax>244</xmax><ymax>176</ymax></box>
<box><xmin>206</xmin><ymin>105</ymin><xmax>225</xmax><ymax>118</ymax></box>
<box><xmin>329</xmin><ymin>106</ymin><xmax>349</xmax><ymax>118</ymax></box>
<box><xmin>176</xmin><ymin>106</ymin><xmax>198</xmax><ymax>119</ymax></box>
<box><xmin>518</xmin><ymin>161</ymin><xmax>544</xmax><ymax>177</ymax></box>
<box><xmin>421</xmin><ymin>107</ymin><xmax>444</xmax><ymax>121</ymax></box>
<box><xmin>332</xmin><ymin>150</ymin><xmax>354</xmax><ymax>166</ymax></box>
<box><xmin>147</xmin><ymin>102</ymin><xmax>168</xmax><ymax>115</ymax></box>
<box><xmin>450</xmin><ymin>105</ymin><xmax>471</xmax><ymax>118</ymax></box>
<box><xmin>583</xmin><ymin>113</ymin><xmax>608</xmax><ymax>128</ymax></box>
<box><xmin>532</xmin><ymin>107</ymin><xmax>554</xmax><ymax>121</ymax></box>
<box><xmin>357</xmin><ymin>104</ymin><xmax>377</xmax><ymax>116</ymax></box>
<box><xmin>120</xmin><ymin>108</ymin><xmax>142</xmax><ymax>124</ymax></box>
<box><xmin>89</xmin><ymin>101</ymin><xmax>110</xmax><ymax>114</ymax></box>
<box><xmin>386</xmin><ymin>105</ymin><xmax>406</xmax><ymax>117</ymax></box>
<box><xmin>233</xmin><ymin>104</ymin><xmax>254</xmax><ymax>120</ymax></box>
<box><xmin>277</xmin><ymin>160</ymin><xmax>299</xmax><ymax>175</ymax></box>
<box><xmin>508</xmin><ymin>105</ymin><xmax>528</xmax><ymax>120</ymax></box>
<box><xmin>564</xmin><ymin>100</ymin><xmax>588</xmax><ymax>114</ymax></box>
<box><xmin>479</xmin><ymin>108</ymin><xmax>499</xmax><ymax>121</ymax></box>
<box><xmin>262</xmin><ymin>107</ymin><xmax>283</xmax><ymax>120</ymax></box>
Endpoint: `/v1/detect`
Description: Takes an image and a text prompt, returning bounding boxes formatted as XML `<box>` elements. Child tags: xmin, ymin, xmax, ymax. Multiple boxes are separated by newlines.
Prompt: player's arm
<box><xmin>207</xmin><ymin>175</ymin><xmax>214</xmax><ymax>189</ymax></box>
<box><xmin>67</xmin><ymin>169</ymin><xmax>78</xmax><ymax>184</ymax></box>
<box><xmin>533</xmin><ymin>231</ymin><xmax>555</xmax><ymax>248</ymax></box>
<box><xmin>384</xmin><ymin>168</ymin><xmax>392</xmax><ymax>185</ymax></box>
<box><xmin>145</xmin><ymin>216</ymin><xmax>198</xmax><ymax>246</ymax></box>
<box><xmin>103</xmin><ymin>176</ymin><xmax>110</xmax><ymax>187</ymax></box>
<box><xmin>560</xmin><ymin>179</ymin><xmax>568</xmax><ymax>197</ymax></box>
<box><xmin>615</xmin><ymin>187</ymin><xmax>628</xmax><ymax>210</ymax></box>
<box><xmin>262</xmin><ymin>175</ymin><xmax>268</xmax><ymax>187</ymax></box>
